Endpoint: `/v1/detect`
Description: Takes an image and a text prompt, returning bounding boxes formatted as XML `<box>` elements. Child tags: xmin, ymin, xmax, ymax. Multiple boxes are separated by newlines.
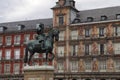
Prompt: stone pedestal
<box><xmin>23</xmin><ymin>65</ymin><xmax>54</xmax><ymax>80</ymax></box>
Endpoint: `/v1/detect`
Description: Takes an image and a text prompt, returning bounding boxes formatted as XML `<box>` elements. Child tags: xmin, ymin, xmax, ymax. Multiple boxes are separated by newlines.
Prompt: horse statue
<box><xmin>24</xmin><ymin>24</ymin><xmax>59</xmax><ymax>65</ymax></box>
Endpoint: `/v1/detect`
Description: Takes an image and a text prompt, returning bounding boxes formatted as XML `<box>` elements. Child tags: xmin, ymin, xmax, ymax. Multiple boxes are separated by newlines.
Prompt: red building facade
<box><xmin>0</xmin><ymin>19</ymin><xmax>53</xmax><ymax>79</ymax></box>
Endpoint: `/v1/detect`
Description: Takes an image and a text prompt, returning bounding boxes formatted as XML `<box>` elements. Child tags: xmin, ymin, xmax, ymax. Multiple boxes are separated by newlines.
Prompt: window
<box><xmin>0</xmin><ymin>50</ymin><xmax>2</xmax><ymax>60</ymax></box>
<box><xmin>85</xmin><ymin>60</ymin><xmax>91</xmax><ymax>72</ymax></box>
<box><xmin>24</xmin><ymin>34</ymin><xmax>30</xmax><ymax>43</ymax></box>
<box><xmin>14</xmin><ymin>35</ymin><xmax>20</xmax><ymax>45</ymax></box>
<box><xmin>4</xmin><ymin>64</ymin><xmax>10</xmax><ymax>74</ymax></box>
<box><xmin>101</xmin><ymin>16</ymin><xmax>107</xmax><ymax>21</ymax></box>
<box><xmin>100</xmin><ymin>44</ymin><xmax>104</xmax><ymax>55</ymax></box>
<box><xmin>99</xmin><ymin>27</ymin><xmax>104</xmax><ymax>37</ymax></box>
<box><xmin>58</xmin><ymin>62</ymin><xmax>64</xmax><ymax>72</ymax></box>
<box><xmin>116</xmin><ymin>14</ymin><xmax>120</xmax><ymax>19</ymax></box>
<box><xmin>14</xmin><ymin>49</ymin><xmax>20</xmax><ymax>59</ymax></box>
<box><xmin>59</xmin><ymin>16</ymin><xmax>64</xmax><ymax>25</ymax></box>
<box><xmin>70</xmin><ymin>61</ymin><xmax>78</xmax><ymax>72</ymax></box>
<box><xmin>0</xmin><ymin>37</ymin><xmax>3</xmax><ymax>45</ymax></box>
<box><xmin>114</xmin><ymin>26</ymin><xmax>120</xmax><ymax>36</ymax></box>
<box><xmin>100</xmin><ymin>60</ymin><xmax>106</xmax><ymax>72</ymax></box>
<box><xmin>114</xmin><ymin>43</ymin><xmax>120</xmax><ymax>54</ymax></box>
<box><xmin>85</xmin><ymin>44</ymin><xmax>89</xmax><ymax>55</ymax></box>
<box><xmin>58</xmin><ymin>46</ymin><xmax>64</xmax><ymax>57</ymax></box>
<box><xmin>87</xmin><ymin>17</ymin><xmax>93</xmax><ymax>22</ymax></box>
<box><xmin>115</xmin><ymin>60</ymin><xmax>120</xmax><ymax>71</ymax></box>
<box><xmin>85</xmin><ymin>29</ymin><xmax>90</xmax><ymax>37</ymax></box>
<box><xmin>70</xmin><ymin>30</ymin><xmax>78</xmax><ymax>40</ymax></box>
<box><xmin>6</xmin><ymin>36</ymin><xmax>11</xmax><ymax>45</ymax></box>
<box><xmin>59</xmin><ymin>31</ymin><xmax>65</xmax><ymax>41</ymax></box>
<box><xmin>5</xmin><ymin>50</ymin><xmax>11</xmax><ymax>60</ymax></box>
<box><xmin>14</xmin><ymin>64</ymin><xmax>20</xmax><ymax>74</ymax></box>
<box><xmin>70</xmin><ymin>45</ymin><xmax>78</xmax><ymax>56</ymax></box>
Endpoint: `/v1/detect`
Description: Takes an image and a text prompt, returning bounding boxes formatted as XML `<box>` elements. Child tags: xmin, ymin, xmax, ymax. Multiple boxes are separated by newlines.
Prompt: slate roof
<box><xmin>1</xmin><ymin>5</ymin><xmax>120</xmax><ymax>32</ymax></box>
<box><xmin>73</xmin><ymin>6</ymin><xmax>120</xmax><ymax>23</ymax></box>
<box><xmin>0</xmin><ymin>18</ymin><xmax>53</xmax><ymax>32</ymax></box>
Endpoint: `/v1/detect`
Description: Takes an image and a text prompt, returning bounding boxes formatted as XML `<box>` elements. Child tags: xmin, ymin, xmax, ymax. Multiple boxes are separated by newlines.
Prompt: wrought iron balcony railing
<box><xmin>70</xmin><ymin>32</ymin><xmax>120</xmax><ymax>41</ymax></box>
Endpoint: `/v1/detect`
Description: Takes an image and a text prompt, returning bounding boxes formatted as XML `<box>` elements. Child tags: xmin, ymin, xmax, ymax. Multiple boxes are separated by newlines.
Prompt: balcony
<box><xmin>4</xmin><ymin>72</ymin><xmax>11</xmax><ymax>75</ymax></box>
<box><xmin>24</xmin><ymin>40</ymin><xmax>29</xmax><ymax>44</ymax></box>
<box><xmin>70</xmin><ymin>32</ymin><xmax>120</xmax><ymax>41</ymax></box>
<box><xmin>68</xmin><ymin>50</ymin><xmax>120</xmax><ymax>59</ymax></box>
<box><xmin>5</xmin><ymin>56</ymin><xmax>11</xmax><ymax>60</ymax></box>
<box><xmin>13</xmin><ymin>69</ymin><xmax>23</xmax><ymax>75</ymax></box>
<box><xmin>57</xmin><ymin>70</ymin><xmax>64</xmax><ymax>73</ymax></box>
<box><xmin>14</xmin><ymin>56</ymin><xmax>20</xmax><ymax>60</ymax></box>
<box><xmin>56</xmin><ymin>53</ymin><xmax>66</xmax><ymax>60</ymax></box>
<box><xmin>14</xmin><ymin>71</ymin><xmax>19</xmax><ymax>75</ymax></box>
<box><xmin>69</xmin><ymin>52</ymin><xmax>78</xmax><ymax>58</ymax></box>
<box><xmin>5</xmin><ymin>42</ymin><xmax>11</xmax><ymax>46</ymax></box>
<box><xmin>14</xmin><ymin>41</ymin><xmax>20</xmax><ymax>46</ymax></box>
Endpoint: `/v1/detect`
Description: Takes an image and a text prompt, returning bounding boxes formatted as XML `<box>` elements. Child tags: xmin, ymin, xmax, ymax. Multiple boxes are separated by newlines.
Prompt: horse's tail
<box><xmin>24</xmin><ymin>47</ymin><xmax>29</xmax><ymax>64</ymax></box>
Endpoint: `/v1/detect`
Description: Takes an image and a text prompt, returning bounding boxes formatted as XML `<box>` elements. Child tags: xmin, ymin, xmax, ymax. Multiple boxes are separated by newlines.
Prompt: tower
<box><xmin>51</xmin><ymin>0</ymin><xmax>79</xmax><ymax>73</ymax></box>
<box><xmin>51</xmin><ymin>0</ymin><xmax>79</xmax><ymax>27</ymax></box>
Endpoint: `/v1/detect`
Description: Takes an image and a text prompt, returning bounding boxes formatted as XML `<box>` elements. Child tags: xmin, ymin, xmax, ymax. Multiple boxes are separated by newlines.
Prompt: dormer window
<box><xmin>17</xmin><ymin>25</ymin><xmax>21</xmax><ymax>30</ymax></box>
<box><xmin>87</xmin><ymin>17</ymin><xmax>93</xmax><ymax>22</ymax></box>
<box><xmin>72</xmin><ymin>19</ymin><xmax>80</xmax><ymax>23</ymax></box>
<box><xmin>0</xmin><ymin>27</ymin><xmax>3</xmax><ymax>32</ymax></box>
<box><xmin>36</xmin><ymin>24</ymin><xmax>39</xmax><ymax>28</ymax></box>
<box><xmin>70</xmin><ymin>1</ymin><xmax>75</xmax><ymax>7</ymax></box>
<box><xmin>17</xmin><ymin>24</ymin><xmax>25</xmax><ymax>30</ymax></box>
<box><xmin>0</xmin><ymin>26</ymin><xmax>7</xmax><ymax>32</ymax></box>
<box><xmin>101</xmin><ymin>15</ymin><xmax>107</xmax><ymax>21</ymax></box>
<box><xmin>116</xmin><ymin>14</ymin><xmax>120</xmax><ymax>19</ymax></box>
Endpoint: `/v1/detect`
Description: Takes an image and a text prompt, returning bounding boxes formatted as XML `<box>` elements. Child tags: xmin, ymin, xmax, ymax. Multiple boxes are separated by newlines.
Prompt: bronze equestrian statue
<box><xmin>24</xmin><ymin>23</ymin><xmax>59</xmax><ymax>65</ymax></box>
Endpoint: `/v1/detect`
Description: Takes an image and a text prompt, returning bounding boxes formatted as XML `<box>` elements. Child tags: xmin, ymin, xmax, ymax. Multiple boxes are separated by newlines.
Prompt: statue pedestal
<box><xmin>23</xmin><ymin>65</ymin><xmax>54</xmax><ymax>80</ymax></box>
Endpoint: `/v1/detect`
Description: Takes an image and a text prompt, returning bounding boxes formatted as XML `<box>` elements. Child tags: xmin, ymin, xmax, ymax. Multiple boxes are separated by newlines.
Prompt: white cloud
<box><xmin>0</xmin><ymin>0</ymin><xmax>120</xmax><ymax>23</ymax></box>
<box><xmin>0</xmin><ymin>0</ymin><xmax>56</xmax><ymax>22</ymax></box>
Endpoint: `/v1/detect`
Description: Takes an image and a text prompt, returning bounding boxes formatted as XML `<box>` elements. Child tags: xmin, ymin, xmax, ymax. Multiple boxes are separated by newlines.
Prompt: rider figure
<box><xmin>36</xmin><ymin>23</ymin><xmax>45</xmax><ymax>50</ymax></box>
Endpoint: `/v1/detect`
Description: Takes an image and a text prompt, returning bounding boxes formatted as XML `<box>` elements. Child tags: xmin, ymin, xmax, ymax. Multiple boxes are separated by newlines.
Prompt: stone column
<box><xmin>23</xmin><ymin>65</ymin><xmax>54</xmax><ymax>80</ymax></box>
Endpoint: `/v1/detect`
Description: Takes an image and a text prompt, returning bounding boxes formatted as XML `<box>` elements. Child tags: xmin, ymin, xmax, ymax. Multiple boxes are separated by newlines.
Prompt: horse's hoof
<box><xmin>24</xmin><ymin>63</ymin><xmax>29</xmax><ymax>66</ymax></box>
<box><xmin>26</xmin><ymin>64</ymin><xmax>29</xmax><ymax>66</ymax></box>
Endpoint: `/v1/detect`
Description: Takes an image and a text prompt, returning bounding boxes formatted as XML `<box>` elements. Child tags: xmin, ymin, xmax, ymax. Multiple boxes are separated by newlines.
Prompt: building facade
<box><xmin>0</xmin><ymin>0</ymin><xmax>120</xmax><ymax>80</ymax></box>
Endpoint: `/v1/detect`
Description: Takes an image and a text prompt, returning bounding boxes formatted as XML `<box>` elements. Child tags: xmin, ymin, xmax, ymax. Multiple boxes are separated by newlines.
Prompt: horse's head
<box><xmin>52</xmin><ymin>28</ymin><xmax>60</xmax><ymax>41</ymax></box>
<box><xmin>36</xmin><ymin>23</ymin><xmax>44</xmax><ymax>33</ymax></box>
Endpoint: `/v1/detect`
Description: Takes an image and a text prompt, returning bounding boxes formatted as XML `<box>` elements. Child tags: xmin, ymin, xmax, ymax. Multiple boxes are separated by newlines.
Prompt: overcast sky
<box><xmin>0</xmin><ymin>0</ymin><xmax>120</xmax><ymax>23</ymax></box>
